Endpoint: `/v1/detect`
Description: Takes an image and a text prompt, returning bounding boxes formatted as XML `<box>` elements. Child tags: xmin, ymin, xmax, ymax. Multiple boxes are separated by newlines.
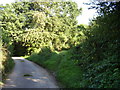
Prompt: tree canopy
<box><xmin>0</xmin><ymin>1</ymin><xmax>82</xmax><ymax>54</ymax></box>
<box><xmin>1</xmin><ymin>1</ymin><xmax>120</xmax><ymax>88</ymax></box>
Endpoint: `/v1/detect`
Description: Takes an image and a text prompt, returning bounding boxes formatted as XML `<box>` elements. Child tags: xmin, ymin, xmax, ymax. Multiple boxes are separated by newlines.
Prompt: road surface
<box><xmin>3</xmin><ymin>57</ymin><xmax>58</xmax><ymax>88</ymax></box>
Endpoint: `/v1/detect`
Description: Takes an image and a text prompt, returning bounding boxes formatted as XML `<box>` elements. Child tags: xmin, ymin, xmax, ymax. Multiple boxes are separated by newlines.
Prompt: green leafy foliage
<box><xmin>1</xmin><ymin>1</ymin><xmax>120</xmax><ymax>88</ymax></box>
<box><xmin>0</xmin><ymin>1</ymin><xmax>81</xmax><ymax>55</ymax></box>
<box><xmin>27</xmin><ymin>49</ymin><xmax>84</xmax><ymax>88</ymax></box>
<box><xmin>1</xmin><ymin>47</ymin><xmax>15</xmax><ymax>82</ymax></box>
<box><xmin>71</xmin><ymin>1</ymin><xmax>120</xmax><ymax>88</ymax></box>
<box><xmin>27</xmin><ymin>1</ymin><xmax>120</xmax><ymax>88</ymax></box>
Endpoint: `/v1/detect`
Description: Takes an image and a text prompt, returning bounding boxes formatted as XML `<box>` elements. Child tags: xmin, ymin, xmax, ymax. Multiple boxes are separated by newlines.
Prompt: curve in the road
<box><xmin>3</xmin><ymin>57</ymin><xmax>59</xmax><ymax>88</ymax></box>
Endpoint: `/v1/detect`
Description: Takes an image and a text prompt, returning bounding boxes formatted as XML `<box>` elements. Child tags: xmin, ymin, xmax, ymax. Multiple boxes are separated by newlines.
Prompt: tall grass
<box><xmin>26</xmin><ymin>49</ymin><xmax>84</xmax><ymax>88</ymax></box>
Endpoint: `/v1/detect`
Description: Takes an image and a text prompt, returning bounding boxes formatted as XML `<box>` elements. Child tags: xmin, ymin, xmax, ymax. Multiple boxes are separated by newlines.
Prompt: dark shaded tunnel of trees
<box><xmin>13</xmin><ymin>41</ymin><xmax>29</xmax><ymax>56</ymax></box>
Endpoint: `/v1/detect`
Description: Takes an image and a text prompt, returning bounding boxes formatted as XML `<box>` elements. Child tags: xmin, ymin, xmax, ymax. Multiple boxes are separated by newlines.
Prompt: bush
<box><xmin>1</xmin><ymin>47</ymin><xmax>14</xmax><ymax>82</ymax></box>
<box><xmin>27</xmin><ymin>49</ymin><xmax>84</xmax><ymax>88</ymax></box>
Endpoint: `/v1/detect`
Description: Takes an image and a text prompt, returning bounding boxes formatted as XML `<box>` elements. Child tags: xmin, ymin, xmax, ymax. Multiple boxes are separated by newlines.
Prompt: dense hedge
<box><xmin>27</xmin><ymin>1</ymin><xmax>120</xmax><ymax>88</ymax></box>
<box><xmin>1</xmin><ymin>1</ymin><xmax>120</xmax><ymax>88</ymax></box>
<box><xmin>1</xmin><ymin>48</ymin><xmax>14</xmax><ymax>79</ymax></box>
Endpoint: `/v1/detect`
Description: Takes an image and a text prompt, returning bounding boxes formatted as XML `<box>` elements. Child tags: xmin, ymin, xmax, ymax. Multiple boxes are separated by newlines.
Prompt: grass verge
<box><xmin>26</xmin><ymin>50</ymin><xmax>84</xmax><ymax>88</ymax></box>
<box><xmin>2</xmin><ymin>58</ymin><xmax>15</xmax><ymax>83</ymax></box>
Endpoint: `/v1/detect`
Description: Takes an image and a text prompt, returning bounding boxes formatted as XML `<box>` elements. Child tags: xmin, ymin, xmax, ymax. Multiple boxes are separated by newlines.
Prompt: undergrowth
<box><xmin>26</xmin><ymin>48</ymin><xmax>84</xmax><ymax>88</ymax></box>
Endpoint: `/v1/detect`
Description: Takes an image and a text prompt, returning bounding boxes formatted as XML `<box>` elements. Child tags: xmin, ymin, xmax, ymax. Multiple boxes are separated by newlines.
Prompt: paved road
<box><xmin>3</xmin><ymin>57</ymin><xmax>58</xmax><ymax>88</ymax></box>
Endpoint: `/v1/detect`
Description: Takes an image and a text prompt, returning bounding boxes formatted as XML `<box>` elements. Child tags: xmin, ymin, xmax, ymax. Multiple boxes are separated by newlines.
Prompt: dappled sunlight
<box><xmin>4</xmin><ymin>78</ymin><xmax>16</xmax><ymax>88</ymax></box>
<box><xmin>1</xmin><ymin>0</ymin><xmax>120</xmax><ymax>88</ymax></box>
<box><xmin>12</xmin><ymin>57</ymin><xmax>25</xmax><ymax>60</ymax></box>
<box><xmin>41</xmin><ymin>77</ymin><xmax>48</xmax><ymax>79</ymax></box>
<box><xmin>26</xmin><ymin>78</ymin><xmax>46</xmax><ymax>83</ymax></box>
<box><xmin>3</xmin><ymin>58</ymin><xmax>58</xmax><ymax>88</ymax></box>
<box><xmin>4</xmin><ymin>84</ymin><xmax>16</xmax><ymax>88</ymax></box>
<box><xmin>6</xmin><ymin>79</ymin><xmax>13</xmax><ymax>82</ymax></box>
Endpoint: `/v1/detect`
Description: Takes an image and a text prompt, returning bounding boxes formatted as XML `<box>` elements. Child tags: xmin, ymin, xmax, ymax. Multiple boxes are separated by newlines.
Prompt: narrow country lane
<box><xmin>3</xmin><ymin>57</ymin><xmax>58</xmax><ymax>88</ymax></box>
